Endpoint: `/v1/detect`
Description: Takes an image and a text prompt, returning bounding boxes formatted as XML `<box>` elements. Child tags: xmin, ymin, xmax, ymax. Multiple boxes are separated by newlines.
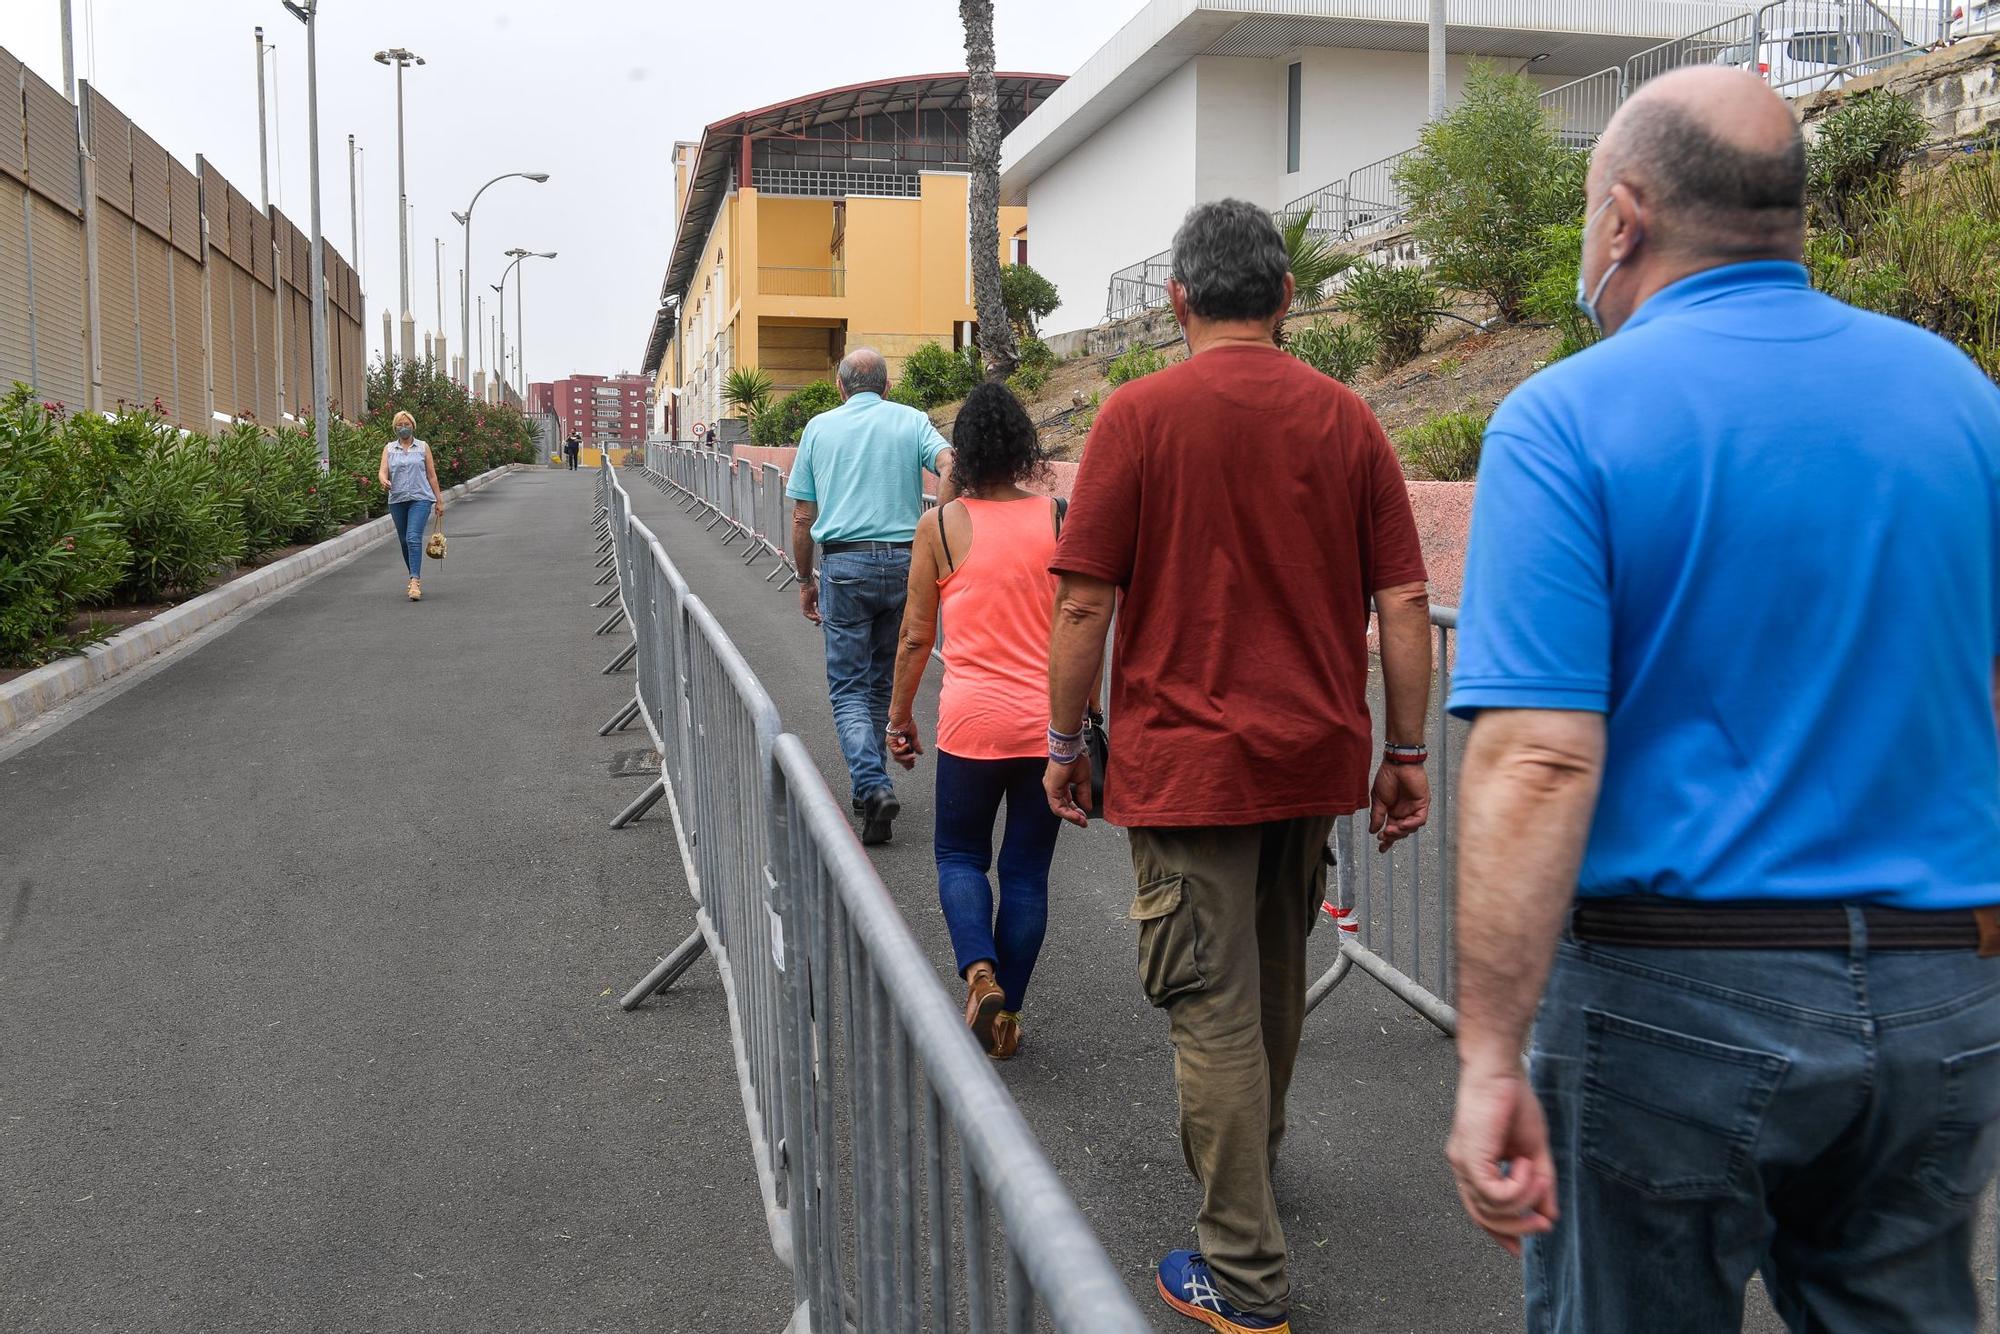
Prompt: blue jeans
<box><xmin>934</xmin><ymin>751</ymin><xmax>1063</xmax><ymax>1009</ymax></box>
<box><xmin>819</xmin><ymin>548</ymin><xmax>909</xmax><ymax>803</ymax></box>
<box><xmin>388</xmin><ymin>499</ymin><xmax>433</xmax><ymax>578</ymax></box>
<box><xmin>1526</xmin><ymin>921</ymin><xmax>2000</xmax><ymax>1333</ymax></box>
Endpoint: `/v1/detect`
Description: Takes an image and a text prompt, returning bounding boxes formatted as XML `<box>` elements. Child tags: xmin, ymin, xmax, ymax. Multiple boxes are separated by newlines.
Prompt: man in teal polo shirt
<box><xmin>788</xmin><ymin>348</ymin><xmax>954</xmax><ymax>844</ymax></box>
<box><xmin>1445</xmin><ymin>68</ymin><xmax>2000</xmax><ymax>1331</ymax></box>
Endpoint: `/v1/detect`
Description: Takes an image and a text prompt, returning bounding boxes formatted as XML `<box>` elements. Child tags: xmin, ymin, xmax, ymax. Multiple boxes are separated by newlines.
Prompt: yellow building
<box><xmin>641</xmin><ymin>73</ymin><xmax>1062</xmax><ymax>440</ymax></box>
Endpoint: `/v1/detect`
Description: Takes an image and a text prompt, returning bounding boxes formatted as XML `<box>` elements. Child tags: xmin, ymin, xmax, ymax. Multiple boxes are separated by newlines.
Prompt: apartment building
<box><xmin>529</xmin><ymin>373</ymin><xmax>654</xmax><ymax>450</ymax></box>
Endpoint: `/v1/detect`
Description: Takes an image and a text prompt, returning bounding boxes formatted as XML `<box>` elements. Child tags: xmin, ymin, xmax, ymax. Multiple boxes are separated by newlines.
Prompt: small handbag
<box><xmin>425</xmin><ymin>513</ymin><xmax>447</xmax><ymax>561</ymax></box>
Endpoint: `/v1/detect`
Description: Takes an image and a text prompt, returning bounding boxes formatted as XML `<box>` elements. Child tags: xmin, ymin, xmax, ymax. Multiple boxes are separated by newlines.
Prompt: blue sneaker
<box><xmin>1155</xmin><ymin>1250</ymin><xmax>1291</xmax><ymax>1333</ymax></box>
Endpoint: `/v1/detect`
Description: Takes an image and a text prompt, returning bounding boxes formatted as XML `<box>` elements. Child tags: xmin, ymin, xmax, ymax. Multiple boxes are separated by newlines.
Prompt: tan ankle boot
<box><xmin>963</xmin><ymin>964</ymin><xmax>1003</xmax><ymax>1054</ymax></box>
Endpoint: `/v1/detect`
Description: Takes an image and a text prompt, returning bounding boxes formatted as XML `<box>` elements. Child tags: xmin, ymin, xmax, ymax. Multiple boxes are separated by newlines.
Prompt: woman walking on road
<box><xmin>886</xmin><ymin>382</ymin><xmax>1075</xmax><ymax>1061</ymax></box>
<box><xmin>378</xmin><ymin>410</ymin><xmax>444</xmax><ymax>601</ymax></box>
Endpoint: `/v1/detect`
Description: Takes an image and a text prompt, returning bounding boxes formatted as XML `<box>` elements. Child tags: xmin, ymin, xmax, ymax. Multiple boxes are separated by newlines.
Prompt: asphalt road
<box><xmin>4</xmin><ymin>466</ymin><xmax>1989</xmax><ymax>1333</ymax></box>
<box><xmin>616</xmin><ymin>466</ymin><xmax>1997</xmax><ymax>1334</ymax></box>
<box><xmin>0</xmin><ymin>471</ymin><xmax>789</xmax><ymax>1333</ymax></box>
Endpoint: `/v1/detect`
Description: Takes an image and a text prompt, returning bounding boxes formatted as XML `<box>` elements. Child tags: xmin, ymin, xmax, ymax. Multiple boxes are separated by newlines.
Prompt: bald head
<box><xmin>1595</xmin><ymin>66</ymin><xmax>1805</xmax><ymax>260</ymax></box>
<box><xmin>837</xmin><ymin>347</ymin><xmax>889</xmax><ymax>398</ymax></box>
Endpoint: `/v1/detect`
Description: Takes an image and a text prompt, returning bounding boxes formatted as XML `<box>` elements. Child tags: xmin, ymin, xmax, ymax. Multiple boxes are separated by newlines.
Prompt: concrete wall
<box><xmin>1025</xmin><ymin>62</ymin><xmax>1199</xmax><ymax>334</ymax></box>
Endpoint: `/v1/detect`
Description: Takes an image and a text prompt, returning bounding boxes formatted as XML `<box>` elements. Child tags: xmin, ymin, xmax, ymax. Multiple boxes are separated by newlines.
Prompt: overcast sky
<box><xmin>2</xmin><ymin>1</ymin><xmax>1127</xmax><ymax>386</ymax></box>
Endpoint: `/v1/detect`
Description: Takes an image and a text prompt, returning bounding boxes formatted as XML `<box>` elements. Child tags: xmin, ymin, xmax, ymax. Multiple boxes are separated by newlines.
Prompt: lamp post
<box><xmin>372</xmin><ymin>46</ymin><xmax>424</xmax><ymax>364</ymax></box>
<box><xmin>451</xmin><ymin>171</ymin><xmax>549</xmax><ymax>389</ymax></box>
<box><xmin>503</xmin><ymin>247</ymin><xmax>556</xmax><ymax>401</ymax></box>
<box><xmin>281</xmin><ymin>0</ymin><xmax>329</xmax><ymax>469</ymax></box>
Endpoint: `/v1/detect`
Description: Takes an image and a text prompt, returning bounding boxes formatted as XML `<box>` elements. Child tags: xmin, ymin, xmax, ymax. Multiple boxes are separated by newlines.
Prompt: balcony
<box><xmin>749</xmin><ymin>167</ymin><xmax>923</xmax><ymax>200</ymax></box>
<box><xmin>760</xmin><ymin>266</ymin><xmax>847</xmax><ymax>299</ymax></box>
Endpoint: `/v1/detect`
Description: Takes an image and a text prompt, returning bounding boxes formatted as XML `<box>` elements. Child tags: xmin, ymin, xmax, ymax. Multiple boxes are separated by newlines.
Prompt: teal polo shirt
<box><xmin>784</xmin><ymin>391</ymin><xmax>950</xmax><ymax>544</ymax></box>
<box><xmin>1450</xmin><ymin>262</ymin><xmax>2000</xmax><ymax>909</ymax></box>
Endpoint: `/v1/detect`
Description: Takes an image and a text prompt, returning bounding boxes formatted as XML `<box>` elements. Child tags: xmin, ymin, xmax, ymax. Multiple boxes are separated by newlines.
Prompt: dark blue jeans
<box><xmin>934</xmin><ymin>751</ymin><xmax>1063</xmax><ymax>1010</ymax></box>
<box><xmin>1526</xmin><ymin>922</ymin><xmax>2000</xmax><ymax>1333</ymax></box>
<box><xmin>387</xmin><ymin>499</ymin><xmax>432</xmax><ymax>578</ymax></box>
<box><xmin>819</xmin><ymin>548</ymin><xmax>909</xmax><ymax>803</ymax></box>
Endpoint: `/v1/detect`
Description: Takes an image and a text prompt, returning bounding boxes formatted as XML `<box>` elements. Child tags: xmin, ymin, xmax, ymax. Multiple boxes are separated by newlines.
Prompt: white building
<box><xmin>1001</xmin><ymin>0</ymin><xmax>1781</xmax><ymax>332</ymax></box>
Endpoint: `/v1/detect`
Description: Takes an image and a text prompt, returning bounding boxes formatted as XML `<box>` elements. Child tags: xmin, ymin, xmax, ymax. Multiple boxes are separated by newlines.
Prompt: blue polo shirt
<box><xmin>1450</xmin><ymin>262</ymin><xmax>2000</xmax><ymax>909</ymax></box>
<box><xmin>785</xmin><ymin>391</ymin><xmax>950</xmax><ymax>544</ymax></box>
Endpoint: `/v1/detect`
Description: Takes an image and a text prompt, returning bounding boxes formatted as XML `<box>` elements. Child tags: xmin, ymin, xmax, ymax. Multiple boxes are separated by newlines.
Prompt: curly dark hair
<box><xmin>949</xmin><ymin>381</ymin><xmax>1046</xmax><ymax>496</ymax></box>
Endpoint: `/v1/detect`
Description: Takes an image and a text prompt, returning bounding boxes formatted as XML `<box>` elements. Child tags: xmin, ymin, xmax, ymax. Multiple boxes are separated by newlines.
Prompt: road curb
<box><xmin>0</xmin><ymin>463</ymin><xmax>523</xmax><ymax>742</ymax></box>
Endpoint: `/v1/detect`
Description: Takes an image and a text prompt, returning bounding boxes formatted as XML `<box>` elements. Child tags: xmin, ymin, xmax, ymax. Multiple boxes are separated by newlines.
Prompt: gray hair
<box><xmin>1171</xmin><ymin>199</ymin><xmax>1290</xmax><ymax>322</ymax></box>
<box><xmin>837</xmin><ymin>348</ymin><xmax>889</xmax><ymax>396</ymax></box>
<box><xmin>1600</xmin><ymin>100</ymin><xmax>1805</xmax><ymax>258</ymax></box>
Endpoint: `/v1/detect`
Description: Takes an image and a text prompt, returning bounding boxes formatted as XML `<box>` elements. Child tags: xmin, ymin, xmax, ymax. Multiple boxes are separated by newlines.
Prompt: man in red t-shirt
<box><xmin>1045</xmin><ymin>199</ymin><xmax>1434</xmax><ymax>1334</ymax></box>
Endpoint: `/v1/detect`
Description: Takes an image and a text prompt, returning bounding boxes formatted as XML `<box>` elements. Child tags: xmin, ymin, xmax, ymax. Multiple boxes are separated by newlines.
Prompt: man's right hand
<box><xmin>799</xmin><ymin>582</ymin><xmax>821</xmax><ymax>625</ymax></box>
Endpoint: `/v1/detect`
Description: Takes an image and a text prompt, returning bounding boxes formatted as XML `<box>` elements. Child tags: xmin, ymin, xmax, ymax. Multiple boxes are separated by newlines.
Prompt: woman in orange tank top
<box><xmin>886</xmin><ymin>383</ymin><xmax>1071</xmax><ymax>1061</ymax></box>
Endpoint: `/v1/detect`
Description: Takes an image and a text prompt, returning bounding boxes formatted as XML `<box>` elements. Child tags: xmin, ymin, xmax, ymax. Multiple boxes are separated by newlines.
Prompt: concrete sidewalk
<box><xmin>0</xmin><ymin>471</ymin><xmax>788</xmax><ymax>1333</ymax></box>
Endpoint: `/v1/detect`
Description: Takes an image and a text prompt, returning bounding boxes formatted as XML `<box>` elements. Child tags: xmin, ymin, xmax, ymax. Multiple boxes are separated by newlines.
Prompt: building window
<box><xmin>1286</xmin><ymin>62</ymin><xmax>1302</xmax><ymax>174</ymax></box>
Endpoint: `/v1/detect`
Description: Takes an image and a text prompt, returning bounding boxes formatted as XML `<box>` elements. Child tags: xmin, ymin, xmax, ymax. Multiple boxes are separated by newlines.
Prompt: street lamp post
<box><xmin>282</xmin><ymin>0</ymin><xmax>329</xmax><ymax>470</ymax></box>
<box><xmin>504</xmin><ymin>247</ymin><xmax>556</xmax><ymax>401</ymax></box>
<box><xmin>372</xmin><ymin>47</ymin><xmax>424</xmax><ymax>365</ymax></box>
<box><xmin>452</xmin><ymin>171</ymin><xmax>549</xmax><ymax>388</ymax></box>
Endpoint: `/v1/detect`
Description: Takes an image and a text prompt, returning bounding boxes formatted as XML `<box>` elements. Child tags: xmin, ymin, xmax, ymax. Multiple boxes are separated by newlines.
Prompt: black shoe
<box><xmin>852</xmin><ymin>796</ymin><xmax>865</xmax><ymax>817</ymax></box>
<box><xmin>860</xmin><ymin>790</ymin><xmax>899</xmax><ymax>846</ymax></box>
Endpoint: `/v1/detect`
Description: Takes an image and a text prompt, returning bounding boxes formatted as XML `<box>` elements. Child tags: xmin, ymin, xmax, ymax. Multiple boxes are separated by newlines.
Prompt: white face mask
<box><xmin>1575</xmin><ymin>196</ymin><xmax>1623</xmax><ymax>336</ymax></box>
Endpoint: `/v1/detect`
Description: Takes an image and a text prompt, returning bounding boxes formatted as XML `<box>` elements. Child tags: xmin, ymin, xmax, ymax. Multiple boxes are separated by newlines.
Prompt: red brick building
<box><xmin>528</xmin><ymin>373</ymin><xmax>654</xmax><ymax>449</ymax></box>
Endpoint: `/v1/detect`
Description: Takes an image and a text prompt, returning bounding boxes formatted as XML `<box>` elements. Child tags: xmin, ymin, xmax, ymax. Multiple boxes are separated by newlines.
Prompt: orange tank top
<box><xmin>936</xmin><ymin>496</ymin><xmax>1059</xmax><ymax>760</ymax></box>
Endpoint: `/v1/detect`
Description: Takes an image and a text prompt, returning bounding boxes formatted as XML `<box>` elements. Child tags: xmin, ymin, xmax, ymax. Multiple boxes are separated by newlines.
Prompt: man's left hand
<box><xmin>1446</xmin><ymin>1060</ymin><xmax>1558</xmax><ymax>1256</ymax></box>
<box><xmin>799</xmin><ymin>582</ymin><xmax>821</xmax><ymax>625</ymax></box>
<box><xmin>1043</xmin><ymin>755</ymin><xmax>1092</xmax><ymax>828</ymax></box>
<box><xmin>1370</xmin><ymin>761</ymin><xmax>1430</xmax><ymax>852</ymax></box>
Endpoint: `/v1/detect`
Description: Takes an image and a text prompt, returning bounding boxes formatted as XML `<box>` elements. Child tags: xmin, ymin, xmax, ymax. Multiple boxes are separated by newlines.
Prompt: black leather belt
<box><xmin>1571</xmin><ymin>896</ymin><xmax>1992</xmax><ymax>952</ymax></box>
<box><xmin>821</xmin><ymin>540</ymin><xmax>912</xmax><ymax>554</ymax></box>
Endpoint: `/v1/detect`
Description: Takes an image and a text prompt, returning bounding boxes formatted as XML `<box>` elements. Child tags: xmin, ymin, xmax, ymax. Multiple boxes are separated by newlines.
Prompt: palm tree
<box><xmin>721</xmin><ymin>367</ymin><xmax>775</xmax><ymax>427</ymax></box>
<box><xmin>1278</xmin><ymin>210</ymin><xmax>1355</xmax><ymax>310</ymax></box>
<box><xmin>961</xmin><ymin>0</ymin><xmax>1019</xmax><ymax>380</ymax></box>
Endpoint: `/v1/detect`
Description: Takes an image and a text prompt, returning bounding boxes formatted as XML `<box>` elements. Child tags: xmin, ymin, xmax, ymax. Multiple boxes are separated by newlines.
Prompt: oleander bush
<box><xmin>362</xmin><ymin>359</ymin><xmax>538</xmax><ymax>487</ymax></box>
<box><xmin>1008</xmin><ymin>336</ymin><xmax>1057</xmax><ymax>396</ymax></box>
<box><xmin>898</xmin><ymin>341</ymin><xmax>983</xmax><ymax>409</ymax></box>
<box><xmin>1807</xmin><ymin>90</ymin><xmax>1929</xmax><ymax>235</ymax></box>
<box><xmin>106</xmin><ymin>427</ymin><xmax>245</xmax><ymax>601</ymax></box>
<box><xmin>1287</xmin><ymin>319</ymin><xmax>1377</xmax><ymax>383</ymax></box>
<box><xmin>0</xmin><ymin>390</ymin><xmax>131</xmax><ymax>665</ymax></box>
<box><xmin>1336</xmin><ymin>261</ymin><xmax>1441</xmax><ymax>368</ymax></box>
<box><xmin>1106</xmin><ymin>345</ymin><xmax>1168</xmax><ymax>386</ymax></box>
<box><xmin>752</xmin><ymin>380</ymin><xmax>845</xmax><ymax>445</ymax></box>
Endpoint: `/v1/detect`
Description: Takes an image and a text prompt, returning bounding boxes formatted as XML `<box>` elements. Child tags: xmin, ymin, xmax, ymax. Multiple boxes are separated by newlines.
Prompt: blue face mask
<box><xmin>1575</xmin><ymin>196</ymin><xmax>1622</xmax><ymax>336</ymax></box>
<box><xmin>397</xmin><ymin>426</ymin><xmax>414</xmax><ymax>440</ymax></box>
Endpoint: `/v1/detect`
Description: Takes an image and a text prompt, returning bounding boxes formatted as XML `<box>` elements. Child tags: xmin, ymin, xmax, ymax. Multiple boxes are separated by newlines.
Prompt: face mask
<box><xmin>1575</xmin><ymin>196</ymin><xmax>1623</xmax><ymax>336</ymax></box>
<box><xmin>397</xmin><ymin>426</ymin><xmax>414</xmax><ymax>440</ymax></box>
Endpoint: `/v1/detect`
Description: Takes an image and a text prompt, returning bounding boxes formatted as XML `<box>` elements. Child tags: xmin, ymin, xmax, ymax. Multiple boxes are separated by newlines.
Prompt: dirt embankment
<box><xmin>928</xmin><ymin>311</ymin><xmax>1560</xmax><ymax>463</ymax></box>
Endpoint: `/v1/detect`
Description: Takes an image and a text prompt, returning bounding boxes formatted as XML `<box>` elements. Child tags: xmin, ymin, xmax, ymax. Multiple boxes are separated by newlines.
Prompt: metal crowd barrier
<box><xmin>1307</xmin><ymin>606</ymin><xmax>1463</xmax><ymax>1035</ymax></box>
<box><xmin>590</xmin><ymin>457</ymin><xmax>1152</xmax><ymax>1333</ymax></box>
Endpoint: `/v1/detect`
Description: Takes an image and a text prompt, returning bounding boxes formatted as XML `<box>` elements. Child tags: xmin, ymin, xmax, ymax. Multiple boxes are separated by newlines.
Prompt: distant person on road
<box><xmin>704</xmin><ymin>426</ymin><xmax>718</xmax><ymax>451</ymax></box>
<box><xmin>564</xmin><ymin>431</ymin><xmax>581</xmax><ymax>470</ymax></box>
<box><xmin>378</xmin><ymin>410</ymin><xmax>443</xmax><ymax>603</ymax></box>
<box><xmin>1443</xmin><ymin>68</ymin><xmax>2000</xmax><ymax>1332</ymax></box>
<box><xmin>788</xmin><ymin>348</ymin><xmax>956</xmax><ymax>845</ymax></box>
<box><xmin>1043</xmin><ymin>198</ymin><xmax>1433</xmax><ymax>1334</ymax></box>
<box><xmin>884</xmin><ymin>381</ymin><xmax>1074</xmax><ymax>1061</ymax></box>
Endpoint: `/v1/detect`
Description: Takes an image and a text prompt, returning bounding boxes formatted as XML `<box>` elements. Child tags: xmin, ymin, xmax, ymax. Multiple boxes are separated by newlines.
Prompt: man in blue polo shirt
<box><xmin>788</xmin><ymin>348</ymin><xmax>954</xmax><ymax>844</ymax></box>
<box><xmin>1444</xmin><ymin>67</ymin><xmax>2000</xmax><ymax>1331</ymax></box>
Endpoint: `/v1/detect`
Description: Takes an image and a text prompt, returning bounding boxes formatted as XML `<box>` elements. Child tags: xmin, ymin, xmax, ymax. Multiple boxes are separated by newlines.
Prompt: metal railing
<box><xmin>593</xmin><ymin>457</ymin><xmax>1151</xmax><ymax>1332</ymax></box>
<box><xmin>1307</xmin><ymin>606</ymin><xmax>1462</xmax><ymax>1034</ymax></box>
<box><xmin>760</xmin><ymin>265</ymin><xmax>848</xmax><ymax>298</ymax></box>
<box><xmin>1104</xmin><ymin>249</ymin><xmax>1174</xmax><ymax>324</ymax></box>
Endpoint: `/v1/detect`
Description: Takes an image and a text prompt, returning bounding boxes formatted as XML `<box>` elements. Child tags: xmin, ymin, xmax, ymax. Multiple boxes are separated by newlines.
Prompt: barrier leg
<box><xmin>609</xmin><ymin>776</ymin><xmax>667</xmax><ymax>829</ymax></box>
<box><xmin>596</xmin><ymin>607</ymin><xmax>628</xmax><ymax>635</ymax></box>
<box><xmin>596</xmin><ymin>551</ymin><xmax>616</xmax><ymax>569</ymax></box>
<box><xmin>619</xmin><ymin>927</ymin><xmax>709</xmax><ymax>1008</ymax></box>
<box><xmin>601</xmin><ymin>642</ymin><xmax>638</xmax><ymax>674</ymax></box>
<box><xmin>595</xmin><ymin>537</ymin><xmax>614</xmax><ymax>553</ymax></box>
<box><xmin>1303</xmin><ymin>953</ymin><xmax>1355</xmax><ymax>1014</ymax></box>
<box><xmin>593</xmin><ymin>587</ymin><xmax>621</xmax><ymax>608</ymax></box>
<box><xmin>598</xmin><ymin>698</ymin><xmax>642</xmax><ymax>736</ymax></box>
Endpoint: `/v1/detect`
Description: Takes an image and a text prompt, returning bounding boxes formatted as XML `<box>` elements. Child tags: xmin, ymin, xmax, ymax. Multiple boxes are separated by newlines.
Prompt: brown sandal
<box><xmin>990</xmin><ymin>1011</ymin><xmax>1022</xmax><ymax>1061</ymax></box>
<box><xmin>963</xmin><ymin>964</ymin><xmax>1003</xmax><ymax>1054</ymax></box>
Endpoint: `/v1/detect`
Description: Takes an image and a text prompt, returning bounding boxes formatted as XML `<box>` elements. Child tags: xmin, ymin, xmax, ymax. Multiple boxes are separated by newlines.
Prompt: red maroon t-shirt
<box><xmin>1052</xmin><ymin>342</ymin><xmax>1427</xmax><ymax>827</ymax></box>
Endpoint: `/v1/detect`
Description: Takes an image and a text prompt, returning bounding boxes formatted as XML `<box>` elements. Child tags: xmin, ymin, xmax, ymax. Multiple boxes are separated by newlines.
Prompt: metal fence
<box><xmin>592</xmin><ymin>457</ymin><xmax>1152</xmax><ymax>1332</ymax></box>
<box><xmin>1104</xmin><ymin>248</ymin><xmax>1173</xmax><ymax>325</ymax></box>
<box><xmin>0</xmin><ymin>46</ymin><xmax>366</xmax><ymax>429</ymax></box>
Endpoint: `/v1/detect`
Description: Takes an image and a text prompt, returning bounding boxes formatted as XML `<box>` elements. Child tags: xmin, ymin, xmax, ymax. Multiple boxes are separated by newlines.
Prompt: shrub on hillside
<box><xmin>1399</xmin><ymin>409</ymin><xmax>1488</xmax><ymax>481</ymax></box>
<box><xmin>1393</xmin><ymin>64</ymin><xmax>1587</xmax><ymax>321</ymax></box>
<box><xmin>1808</xmin><ymin>149</ymin><xmax>2000</xmax><ymax>377</ymax></box>
<box><xmin>1522</xmin><ymin>221</ymin><xmax>1601</xmax><ymax>362</ymax></box>
<box><xmin>752</xmin><ymin>380</ymin><xmax>845</xmax><ymax>445</ymax></box>
<box><xmin>1336</xmin><ymin>261</ymin><xmax>1441</xmax><ymax>368</ymax></box>
<box><xmin>1808</xmin><ymin>90</ymin><xmax>1929</xmax><ymax>235</ymax></box>
<box><xmin>1287</xmin><ymin>319</ymin><xmax>1377</xmax><ymax>383</ymax></box>
<box><xmin>1106</xmin><ymin>345</ymin><xmax>1168</xmax><ymax>386</ymax></box>
<box><xmin>1001</xmin><ymin>263</ymin><xmax>1061</xmax><ymax>336</ymax></box>
<box><xmin>1008</xmin><ymin>336</ymin><xmax>1057</xmax><ymax>397</ymax></box>
<box><xmin>0</xmin><ymin>390</ymin><xmax>131</xmax><ymax>665</ymax></box>
<box><xmin>1278</xmin><ymin>210</ymin><xmax>1355</xmax><ymax>308</ymax></box>
<box><xmin>898</xmin><ymin>341</ymin><xmax>982</xmax><ymax>409</ymax></box>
